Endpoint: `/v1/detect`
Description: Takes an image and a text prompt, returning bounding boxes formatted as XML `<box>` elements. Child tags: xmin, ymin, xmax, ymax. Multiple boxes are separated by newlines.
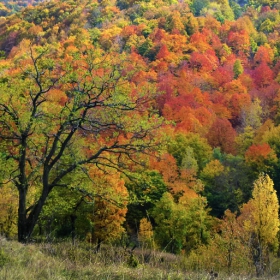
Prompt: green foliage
<box><xmin>202</xmin><ymin>153</ymin><xmax>253</xmax><ymax>217</ymax></box>
<box><xmin>248</xmin><ymin>0</ymin><xmax>279</xmax><ymax>8</ymax></box>
<box><xmin>137</xmin><ymin>38</ymin><xmax>156</xmax><ymax>60</ymax></box>
<box><xmin>201</xmin><ymin>0</ymin><xmax>235</xmax><ymax>23</ymax></box>
<box><xmin>152</xmin><ymin>192</ymin><xmax>213</xmax><ymax>253</ymax></box>
<box><xmin>127</xmin><ymin>254</ymin><xmax>139</xmax><ymax>268</ymax></box>
<box><xmin>126</xmin><ymin>171</ymin><xmax>167</xmax><ymax>231</ymax></box>
<box><xmin>255</xmin><ymin>9</ymin><xmax>280</xmax><ymax>33</ymax></box>
<box><xmin>37</xmin><ymin>187</ymin><xmax>93</xmax><ymax>239</ymax></box>
<box><xmin>180</xmin><ymin>195</ymin><xmax>213</xmax><ymax>251</ymax></box>
<box><xmin>235</xmin><ymin>126</ymin><xmax>255</xmax><ymax>154</ymax></box>
<box><xmin>152</xmin><ymin>192</ymin><xmax>188</xmax><ymax>254</ymax></box>
<box><xmin>190</xmin><ymin>0</ymin><xmax>210</xmax><ymax>16</ymax></box>
<box><xmin>233</xmin><ymin>59</ymin><xmax>244</xmax><ymax>79</ymax></box>
<box><xmin>168</xmin><ymin>133</ymin><xmax>212</xmax><ymax>174</ymax></box>
<box><xmin>229</xmin><ymin>0</ymin><xmax>243</xmax><ymax>18</ymax></box>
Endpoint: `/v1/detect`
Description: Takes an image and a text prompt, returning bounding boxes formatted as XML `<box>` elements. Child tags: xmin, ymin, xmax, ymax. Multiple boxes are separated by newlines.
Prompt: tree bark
<box><xmin>17</xmin><ymin>189</ymin><xmax>50</xmax><ymax>243</ymax></box>
<box><xmin>17</xmin><ymin>170</ymin><xmax>51</xmax><ymax>242</ymax></box>
<box><xmin>18</xmin><ymin>188</ymin><xmax>28</xmax><ymax>242</ymax></box>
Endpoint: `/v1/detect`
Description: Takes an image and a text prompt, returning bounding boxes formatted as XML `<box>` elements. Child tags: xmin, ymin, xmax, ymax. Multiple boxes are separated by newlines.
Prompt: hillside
<box><xmin>0</xmin><ymin>0</ymin><xmax>280</xmax><ymax>277</ymax></box>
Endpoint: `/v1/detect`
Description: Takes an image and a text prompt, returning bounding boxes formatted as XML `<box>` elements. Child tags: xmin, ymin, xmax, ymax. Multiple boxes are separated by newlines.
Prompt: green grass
<box><xmin>0</xmin><ymin>236</ymin><xmax>279</xmax><ymax>280</ymax></box>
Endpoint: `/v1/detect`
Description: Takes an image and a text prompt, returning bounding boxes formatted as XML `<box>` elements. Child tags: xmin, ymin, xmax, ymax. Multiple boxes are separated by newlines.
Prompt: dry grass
<box><xmin>0</xmin><ymin>236</ymin><xmax>280</xmax><ymax>280</ymax></box>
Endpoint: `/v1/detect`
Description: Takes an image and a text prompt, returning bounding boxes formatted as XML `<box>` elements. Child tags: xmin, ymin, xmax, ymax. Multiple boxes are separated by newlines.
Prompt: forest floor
<box><xmin>0</xmin><ymin>236</ymin><xmax>279</xmax><ymax>280</ymax></box>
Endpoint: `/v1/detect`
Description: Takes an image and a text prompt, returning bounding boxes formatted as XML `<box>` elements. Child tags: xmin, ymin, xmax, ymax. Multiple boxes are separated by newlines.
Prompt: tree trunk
<box><xmin>96</xmin><ymin>238</ymin><xmax>102</xmax><ymax>252</ymax></box>
<box><xmin>254</xmin><ymin>245</ymin><xmax>264</xmax><ymax>277</ymax></box>
<box><xmin>18</xmin><ymin>188</ymin><xmax>28</xmax><ymax>243</ymax></box>
<box><xmin>17</xmin><ymin>185</ymin><xmax>50</xmax><ymax>243</ymax></box>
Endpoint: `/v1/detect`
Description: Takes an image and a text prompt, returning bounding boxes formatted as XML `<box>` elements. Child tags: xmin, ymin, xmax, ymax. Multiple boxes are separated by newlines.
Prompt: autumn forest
<box><xmin>0</xmin><ymin>0</ymin><xmax>280</xmax><ymax>278</ymax></box>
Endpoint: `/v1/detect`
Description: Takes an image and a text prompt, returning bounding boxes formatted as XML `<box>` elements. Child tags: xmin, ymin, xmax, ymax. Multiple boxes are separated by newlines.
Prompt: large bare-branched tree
<box><xmin>0</xmin><ymin>44</ymin><xmax>162</xmax><ymax>242</ymax></box>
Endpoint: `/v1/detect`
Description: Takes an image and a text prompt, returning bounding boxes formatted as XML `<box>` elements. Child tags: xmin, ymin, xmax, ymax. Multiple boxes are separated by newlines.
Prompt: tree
<box><xmin>233</xmin><ymin>59</ymin><xmax>244</xmax><ymax>79</ymax></box>
<box><xmin>252</xmin><ymin>61</ymin><xmax>274</xmax><ymax>88</ymax></box>
<box><xmin>235</xmin><ymin>126</ymin><xmax>255</xmax><ymax>154</ymax></box>
<box><xmin>152</xmin><ymin>192</ymin><xmax>188</xmax><ymax>254</ymax></box>
<box><xmin>240</xmin><ymin>98</ymin><xmax>262</xmax><ymax>130</ymax></box>
<box><xmin>152</xmin><ymin>191</ymin><xmax>213</xmax><ymax>254</ymax></box>
<box><xmin>217</xmin><ymin>210</ymin><xmax>251</xmax><ymax>274</ymax></box>
<box><xmin>201</xmin><ymin>0</ymin><xmax>234</xmax><ymax>23</ymax></box>
<box><xmin>191</xmin><ymin>0</ymin><xmax>210</xmax><ymax>16</ymax></box>
<box><xmin>0</xmin><ymin>43</ymin><xmax>162</xmax><ymax>242</ymax></box>
<box><xmin>202</xmin><ymin>152</ymin><xmax>253</xmax><ymax>217</ymax></box>
<box><xmin>89</xmin><ymin>170</ymin><xmax>129</xmax><ymax>249</ymax></box>
<box><xmin>206</xmin><ymin>118</ymin><xmax>236</xmax><ymax>154</ymax></box>
<box><xmin>245</xmin><ymin>143</ymin><xmax>278</xmax><ymax>176</ymax></box>
<box><xmin>138</xmin><ymin>217</ymin><xmax>154</xmax><ymax>247</ymax></box>
<box><xmin>239</xmin><ymin>174</ymin><xmax>280</xmax><ymax>277</ymax></box>
<box><xmin>179</xmin><ymin>194</ymin><xmax>213</xmax><ymax>252</ymax></box>
<box><xmin>125</xmin><ymin>170</ymin><xmax>167</xmax><ymax>232</ymax></box>
<box><xmin>196</xmin><ymin>210</ymin><xmax>251</xmax><ymax>274</ymax></box>
<box><xmin>254</xmin><ymin>45</ymin><xmax>274</xmax><ymax>65</ymax></box>
<box><xmin>248</xmin><ymin>0</ymin><xmax>279</xmax><ymax>8</ymax></box>
<box><xmin>168</xmin><ymin>133</ymin><xmax>212</xmax><ymax>173</ymax></box>
<box><xmin>227</xmin><ymin>30</ymin><xmax>250</xmax><ymax>54</ymax></box>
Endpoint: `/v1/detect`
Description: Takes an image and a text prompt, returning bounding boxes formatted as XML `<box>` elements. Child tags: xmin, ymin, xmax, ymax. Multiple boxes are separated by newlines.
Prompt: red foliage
<box><xmin>260</xmin><ymin>6</ymin><xmax>271</xmax><ymax>13</ymax></box>
<box><xmin>189</xmin><ymin>50</ymin><xmax>219</xmax><ymax>72</ymax></box>
<box><xmin>252</xmin><ymin>62</ymin><xmax>274</xmax><ymax>88</ymax></box>
<box><xmin>156</xmin><ymin>44</ymin><xmax>170</xmax><ymax>60</ymax></box>
<box><xmin>152</xmin><ymin>28</ymin><xmax>167</xmax><ymax>42</ymax></box>
<box><xmin>227</xmin><ymin>30</ymin><xmax>250</xmax><ymax>54</ymax></box>
<box><xmin>206</xmin><ymin>118</ymin><xmax>236</xmax><ymax>154</ymax></box>
<box><xmin>228</xmin><ymin>93</ymin><xmax>251</xmax><ymax>122</ymax></box>
<box><xmin>212</xmin><ymin>66</ymin><xmax>234</xmax><ymax>87</ymax></box>
<box><xmin>254</xmin><ymin>46</ymin><xmax>273</xmax><ymax>65</ymax></box>
<box><xmin>121</xmin><ymin>25</ymin><xmax>139</xmax><ymax>39</ymax></box>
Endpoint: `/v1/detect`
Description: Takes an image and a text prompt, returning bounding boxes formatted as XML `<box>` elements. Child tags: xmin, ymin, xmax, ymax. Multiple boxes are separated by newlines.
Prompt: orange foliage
<box><xmin>150</xmin><ymin>153</ymin><xmax>178</xmax><ymax>184</ymax></box>
<box><xmin>254</xmin><ymin>45</ymin><xmax>274</xmax><ymax>65</ymax></box>
<box><xmin>189</xmin><ymin>50</ymin><xmax>219</xmax><ymax>72</ymax></box>
<box><xmin>245</xmin><ymin>143</ymin><xmax>275</xmax><ymax>159</ymax></box>
<box><xmin>156</xmin><ymin>44</ymin><xmax>171</xmax><ymax>60</ymax></box>
<box><xmin>190</xmin><ymin>32</ymin><xmax>211</xmax><ymax>52</ymax></box>
<box><xmin>228</xmin><ymin>93</ymin><xmax>251</xmax><ymax>121</ymax></box>
<box><xmin>47</xmin><ymin>89</ymin><xmax>68</xmax><ymax>106</ymax></box>
<box><xmin>150</xmin><ymin>153</ymin><xmax>198</xmax><ymax>200</ymax></box>
<box><xmin>245</xmin><ymin>143</ymin><xmax>277</xmax><ymax>172</ymax></box>
<box><xmin>88</xmin><ymin>169</ymin><xmax>128</xmax><ymax>243</ymax></box>
<box><xmin>227</xmin><ymin>30</ymin><xmax>250</xmax><ymax>54</ymax></box>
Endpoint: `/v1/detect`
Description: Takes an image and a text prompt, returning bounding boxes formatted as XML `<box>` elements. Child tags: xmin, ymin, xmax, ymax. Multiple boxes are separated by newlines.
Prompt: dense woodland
<box><xmin>0</xmin><ymin>0</ymin><xmax>280</xmax><ymax>277</ymax></box>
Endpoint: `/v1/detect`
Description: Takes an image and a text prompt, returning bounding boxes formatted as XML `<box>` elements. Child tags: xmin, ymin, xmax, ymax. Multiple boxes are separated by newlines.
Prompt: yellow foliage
<box><xmin>241</xmin><ymin>174</ymin><xmax>279</xmax><ymax>247</ymax></box>
<box><xmin>0</xmin><ymin>184</ymin><xmax>18</xmax><ymax>238</ymax></box>
<box><xmin>138</xmin><ymin>217</ymin><xmax>154</xmax><ymax>243</ymax></box>
<box><xmin>88</xmin><ymin>168</ymin><xmax>129</xmax><ymax>243</ymax></box>
<box><xmin>201</xmin><ymin>159</ymin><xmax>224</xmax><ymax>180</ymax></box>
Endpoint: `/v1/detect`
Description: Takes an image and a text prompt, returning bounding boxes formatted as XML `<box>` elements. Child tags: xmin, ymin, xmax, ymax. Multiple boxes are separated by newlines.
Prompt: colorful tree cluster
<box><xmin>0</xmin><ymin>0</ymin><xmax>280</xmax><ymax>276</ymax></box>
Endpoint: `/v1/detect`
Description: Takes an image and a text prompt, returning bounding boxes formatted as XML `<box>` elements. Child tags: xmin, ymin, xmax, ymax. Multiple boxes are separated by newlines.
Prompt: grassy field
<box><xmin>0</xmin><ymin>236</ymin><xmax>280</xmax><ymax>280</ymax></box>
